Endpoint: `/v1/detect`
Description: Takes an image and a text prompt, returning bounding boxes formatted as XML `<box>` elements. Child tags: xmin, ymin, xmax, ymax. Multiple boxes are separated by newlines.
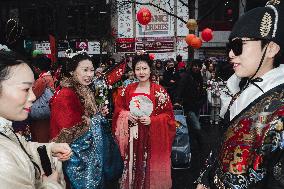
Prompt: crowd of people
<box><xmin>0</xmin><ymin>1</ymin><xmax>284</xmax><ymax>189</ymax></box>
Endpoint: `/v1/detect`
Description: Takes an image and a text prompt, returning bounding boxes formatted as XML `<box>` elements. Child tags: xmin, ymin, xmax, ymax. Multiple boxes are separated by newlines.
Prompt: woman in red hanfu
<box><xmin>112</xmin><ymin>53</ymin><xmax>176</xmax><ymax>189</ymax></box>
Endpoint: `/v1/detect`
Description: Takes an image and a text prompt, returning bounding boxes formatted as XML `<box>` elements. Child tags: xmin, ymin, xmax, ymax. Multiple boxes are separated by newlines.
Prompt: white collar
<box><xmin>221</xmin><ymin>65</ymin><xmax>284</xmax><ymax>120</ymax></box>
<box><xmin>219</xmin><ymin>74</ymin><xmax>241</xmax><ymax>118</ymax></box>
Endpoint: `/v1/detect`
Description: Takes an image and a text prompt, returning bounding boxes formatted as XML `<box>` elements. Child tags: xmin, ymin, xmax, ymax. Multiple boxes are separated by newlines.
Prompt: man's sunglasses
<box><xmin>226</xmin><ymin>38</ymin><xmax>260</xmax><ymax>56</ymax></box>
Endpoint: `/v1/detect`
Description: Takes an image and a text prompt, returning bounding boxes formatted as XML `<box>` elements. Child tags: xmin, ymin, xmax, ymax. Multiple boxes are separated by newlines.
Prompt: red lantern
<box><xmin>137</xmin><ymin>7</ymin><xmax>152</xmax><ymax>25</ymax></box>
<box><xmin>185</xmin><ymin>34</ymin><xmax>196</xmax><ymax>46</ymax></box>
<box><xmin>149</xmin><ymin>53</ymin><xmax>155</xmax><ymax>60</ymax></box>
<box><xmin>190</xmin><ymin>37</ymin><xmax>202</xmax><ymax>49</ymax></box>
<box><xmin>201</xmin><ymin>28</ymin><xmax>213</xmax><ymax>42</ymax></box>
<box><xmin>227</xmin><ymin>9</ymin><xmax>233</xmax><ymax>16</ymax></box>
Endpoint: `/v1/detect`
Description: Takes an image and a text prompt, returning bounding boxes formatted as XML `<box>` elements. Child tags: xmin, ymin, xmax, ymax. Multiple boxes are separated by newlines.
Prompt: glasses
<box><xmin>226</xmin><ymin>38</ymin><xmax>260</xmax><ymax>56</ymax></box>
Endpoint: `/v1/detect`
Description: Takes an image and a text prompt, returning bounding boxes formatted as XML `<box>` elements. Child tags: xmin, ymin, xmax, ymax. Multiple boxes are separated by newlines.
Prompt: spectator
<box><xmin>30</xmin><ymin>55</ymin><xmax>55</xmax><ymax>142</ymax></box>
<box><xmin>175</xmin><ymin>59</ymin><xmax>207</xmax><ymax>149</ymax></box>
<box><xmin>206</xmin><ymin>71</ymin><xmax>225</xmax><ymax>125</ymax></box>
<box><xmin>123</xmin><ymin>70</ymin><xmax>138</xmax><ymax>86</ymax></box>
<box><xmin>201</xmin><ymin>60</ymin><xmax>215</xmax><ymax>84</ymax></box>
<box><xmin>153</xmin><ymin>59</ymin><xmax>165</xmax><ymax>83</ymax></box>
<box><xmin>176</xmin><ymin>54</ymin><xmax>186</xmax><ymax>71</ymax></box>
<box><xmin>163</xmin><ymin>60</ymin><xmax>179</xmax><ymax>100</ymax></box>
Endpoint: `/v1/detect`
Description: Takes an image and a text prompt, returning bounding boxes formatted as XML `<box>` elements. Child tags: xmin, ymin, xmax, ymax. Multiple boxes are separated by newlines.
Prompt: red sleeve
<box><xmin>32</xmin><ymin>77</ymin><xmax>46</xmax><ymax>98</ymax></box>
<box><xmin>33</xmin><ymin>76</ymin><xmax>55</xmax><ymax>98</ymax></box>
<box><xmin>148</xmin><ymin>84</ymin><xmax>176</xmax><ymax>187</ymax></box>
<box><xmin>50</xmin><ymin>88</ymin><xmax>84</xmax><ymax>139</ymax></box>
<box><xmin>112</xmin><ymin>86</ymin><xmax>128</xmax><ymax>134</ymax></box>
<box><xmin>150</xmin><ymin>87</ymin><xmax>176</xmax><ymax>151</ymax></box>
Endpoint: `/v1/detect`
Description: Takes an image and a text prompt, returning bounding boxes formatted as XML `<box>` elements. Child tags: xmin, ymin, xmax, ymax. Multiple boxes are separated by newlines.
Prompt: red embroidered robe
<box><xmin>112</xmin><ymin>82</ymin><xmax>176</xmax><ymax>189</ymax></box>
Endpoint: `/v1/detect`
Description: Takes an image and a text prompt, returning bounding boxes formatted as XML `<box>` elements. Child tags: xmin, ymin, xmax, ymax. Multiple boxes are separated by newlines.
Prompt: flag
<box><xmin>105</xmin><ymin>61</ymin><xmax>127</xmax><ymax>86</ymax></box>
<box><xmin>49</xmin><ymin>34</ymin><xmax>57</xmax><ymax>63</ymax></box>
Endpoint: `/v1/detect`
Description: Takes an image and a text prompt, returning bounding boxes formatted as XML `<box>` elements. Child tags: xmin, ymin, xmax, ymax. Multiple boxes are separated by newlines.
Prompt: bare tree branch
<box><xmin>178</xmin><ymin>0</ymin><xmax>188</xmax><ymax>7</ymax></box>
<box><xmin>119</xmin><ymin>0</ymin><xmax>187</xmax><ymax>23</ymax></box>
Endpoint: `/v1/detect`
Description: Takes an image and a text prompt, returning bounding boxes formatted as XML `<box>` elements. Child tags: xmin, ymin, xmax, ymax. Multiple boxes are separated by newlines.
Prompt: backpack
<box><xmin>30</xmin><ymin>87</ymin><xmax>54</xmax><ymax>120</ymax></box>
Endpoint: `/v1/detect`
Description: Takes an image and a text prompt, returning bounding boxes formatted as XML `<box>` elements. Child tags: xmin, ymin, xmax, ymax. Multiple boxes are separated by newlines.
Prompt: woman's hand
<box><xmin>196</xmin><ymin>184</ymin><xmax>209</xmax><ymax>189</ymax></box>
<box><xmin>51</xmin><ymin>143</ymin><xmax>72</xmax><ymax>161</ymax></box>
<box><xmin>43</xmin><ymin>171</ymin><xmax>59</xmax><ymax>183</ymax></box>
<box><xmin>128</xmin><ymin>113</ymin><xmax>138</xmax><ymax>123</ymax></box>
<box><xmin>101</xmin><ymin>105</ymin><xmax>109</xmax><ymax>116</ymax></box>
<box><xmin>139</xmin><ymin>116</ymin><xmax>151</xmax><ymax>126</ymax></box>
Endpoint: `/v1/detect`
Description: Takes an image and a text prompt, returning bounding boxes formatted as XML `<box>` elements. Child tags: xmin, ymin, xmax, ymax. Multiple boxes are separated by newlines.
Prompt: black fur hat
<box><xmin>229</xmin><ymin>0</ymin><xmax>283</xmax><ymax>50</ymax></box>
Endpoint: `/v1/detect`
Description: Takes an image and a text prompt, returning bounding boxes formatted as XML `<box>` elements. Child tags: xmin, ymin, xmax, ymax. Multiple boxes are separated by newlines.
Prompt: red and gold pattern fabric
<box><xmin>198</xmin><ymin>84</ymin><xmax>284</xmax><ymax>189</ymax></box>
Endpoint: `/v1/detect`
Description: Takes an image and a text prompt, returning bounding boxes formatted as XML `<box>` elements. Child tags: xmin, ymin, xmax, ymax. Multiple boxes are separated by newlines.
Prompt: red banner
<box><xmin>116</xmin><ymin>38</ymin><xmax>135</xmax><ymax>52</ymax></box>
<box><xmin>105</xmin><ymin>61</ymin><xmax>127</xmax><ymax>86</ymax></box>
<box><xmin>49</xmin><ymin>35</ymin><xmax>57</xmax><ymax>63</ymax></box>
<box><xmin>136</xmin><ymin>37</ymin><xmax>174</xmax><ymax>52</ymax></box>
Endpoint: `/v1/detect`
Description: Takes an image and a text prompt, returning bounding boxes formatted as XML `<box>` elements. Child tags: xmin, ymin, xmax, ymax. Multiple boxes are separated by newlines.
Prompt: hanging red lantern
<box><xmin>186</xmin><ymin>19</ymin><xmax>198</xmax><ymax>31</ymax></box>
<box><xmin>149</xmin><ymin>53</ymin><xmax>155</xmax><ymax>60</ymax></box>
<box><xmin>201</xmin><ymin>28</ymin><xmax>213</xmax><ymax>42</ymax></box>
<box><xmin>137</xmin><ymin>7</ymin><xmax>152</xmax><ymax>25</ymax></box>
<box><xmin>185</xmin><ymin>34</ymin><xmax>196</xmax><ymax>46</ymax></box>
<box><xmin>190</xmin><ymin>37</ymin><xmax>202</xmax><ymax>49</ymax></box>
<box><xmin>227</xmin><ymin>9</ymin><xmax>233</xmax><ymax>16</ymax></box>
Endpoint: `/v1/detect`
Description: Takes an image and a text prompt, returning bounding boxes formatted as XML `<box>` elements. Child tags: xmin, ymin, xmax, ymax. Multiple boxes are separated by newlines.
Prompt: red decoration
<box><xmin>137</xmin><ymin>7</ymin><xmax>152</xmax><ymax>25</ymax></box>
<box><xmin>149</xmin><ymin>53</ymin><xmax>155</xmax><ymax>60</ymax></box>
<box><xmin>201</xmin><ymin>28</ymin><xmax>213</xmax><ymax>42</ymax></box>
<box><xmin>276</xmin><ymin>107</ymin><xmax>284</xmax><ymax>116</ymax></box>
<box><xmin>105</xmin><ymin>61</ymin><xmax>127</xmax><ymax>85</ymax></box>
<box><xmin>190</xmin><ymin>37</ymin><xmax>202</xmax><ymax>49</ymax></box>
<box><xmin>227</xmin><ymin>9</ymin><xmax>233</xmax><ymax>16</ymax></box>
<box><xmin>185</xmin><ymin>34</ymin><xmax>196</xmax><ymax>46</ymax></box>
<box><xmin>49</xmin><ymin>34</ymin><xmax>57</xmax><ymax>64</ymax></box>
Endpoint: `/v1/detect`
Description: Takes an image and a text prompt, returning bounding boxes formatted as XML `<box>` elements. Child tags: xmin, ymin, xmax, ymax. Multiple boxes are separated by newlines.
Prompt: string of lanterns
<box><xmin>185</xmin><ymin>19</ymin><xmax>214</xmax><ymax>49</ymax></box>
<box><xmin>136</xmin><ymin>7</ymin><xmax>214</xmax><ymax>50</ymax></box>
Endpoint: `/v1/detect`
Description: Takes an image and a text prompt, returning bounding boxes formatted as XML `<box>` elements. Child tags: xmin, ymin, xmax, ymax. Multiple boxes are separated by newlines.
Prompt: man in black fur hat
<box><xmin>196</xmin><ymin>1</ymin><xmax>284</xmax><ymax>188</ymax></box>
